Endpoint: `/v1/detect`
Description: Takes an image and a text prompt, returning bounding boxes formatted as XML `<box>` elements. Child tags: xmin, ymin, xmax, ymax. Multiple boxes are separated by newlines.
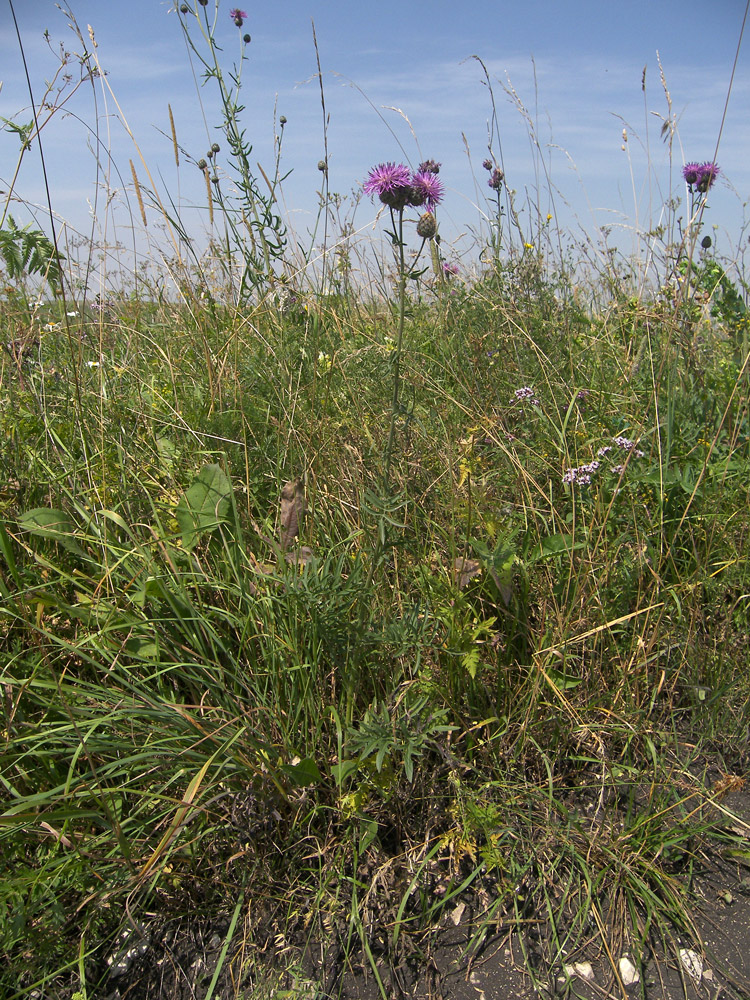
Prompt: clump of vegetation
<box><xmin>1</xmin><ymin>3</ymin><xmax>749</xmax><ymax>998</ymax></box>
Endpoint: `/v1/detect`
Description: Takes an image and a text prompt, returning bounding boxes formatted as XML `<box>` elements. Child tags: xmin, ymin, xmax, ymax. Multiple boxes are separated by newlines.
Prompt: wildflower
<box><xmin>682</xmin><ymin>162</ymin><xmax>701</xmax><ymax>187</ymax></box>
<box><xmin>482</xmin><ymin>159</ymin><xmax>493</xmax><ymax>171</ymax></box>
<box><xmin>488</xmin><ymin>168</ymin><xmax>504</xmax><ymax>191</ymax></box>
<box><xmin>611</xmin><ymin>464</ymin><xmax>625</xmax><ymax>475</ymax></box>
<box><xmin>196</xmin><ymin>158</ymin><xmax>207</xmax><ymax>171</ymax></box>
<box><xmin>701</xmin><ymin>235</ymin><xmax>712</xmax><ymax>249</ymax></box>
<box><xmin>279</xmin><ymin>116</ymin><xmax>287</xmax><ymax>125</ymax></box>
<box><xmin>363</xmin><ymin>162</ymin><xmax>412</xmax><ymax>210</ymax></box>
<box><xmin>596</xmin><ymin>446</ymin><xmax>612</xmax><ymax>457</ymax></box>
<box><xmin>682</xmin><ymin>161</ymin><xmax>720</xmax><ymax>192</ymax></box>
<box><xmin>317</xmin><ymin>159</ymin><xmax>327</xmax><ymax>173</ymax></box>
<box><xmin>243</xmin><ymin>33</ymin><xmax>251</xmax><ymax>43</ymax></box>
<box><xmin>229</xmin><ymin>8</ymin><xmax>247</xmax><ymax>26</ymax></box>
<box><xmin>410</xmin><ymin>170</ymin><xmax>444</xmax><ymax>211</ymax></box>
<box><xmin>697</xmin><ymin>161</ymin><xmax>720</xmax><ymax>193</ymax></box>
<box><xmin>562</xmin><ymin>469</ymin><xmax>577</xmax><ymax>484</ymax></box>
<box><xmin>513</xmin><ymin>386</ymin><xmax>535</xmax><ymax>401</ymax></box>
<box><xmin>416</xmin><ymin>212</ymin><xmax>437</xmax><ymax>239</ymax></box>
<box><xmin>180</xmin><ymin>3</ymin><xmax>189</xmax><ymax>11</ymax></box>
<box><xmin>613</xmin><ymin>436</ymin><xmax>636</xmax><ymax>450</ymax></box>
<box><xmin>443</xmin><ymin>261</ymin><xmax>459</xmax><ymax>276</ymax></box>
<box><xmin>418</xmin><ymin>159</ymin><xmax>441</xmax><ymax>174</ymax></box>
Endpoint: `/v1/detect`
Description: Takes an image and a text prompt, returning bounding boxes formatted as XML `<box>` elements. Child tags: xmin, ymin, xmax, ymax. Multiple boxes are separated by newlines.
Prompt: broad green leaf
<box><xmin>175</xmin><ymin>463</ymin><xmax>232</xmax><ymax>551</ymax></box>
<box><xmin>281</xmin><ymin>757</ymin><xmax>321</xmax><ymax>787</ymax></box>
<box><xmin>18</xmin><ymin>508</ymin><xmax>86</xmax><ymax>556</ymax></box>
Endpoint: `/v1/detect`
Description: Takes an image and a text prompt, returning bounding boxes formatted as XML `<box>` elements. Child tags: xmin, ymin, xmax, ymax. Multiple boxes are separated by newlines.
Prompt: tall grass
<box><xmin>1</xmin><ymin>3</ymin><xmax>749</xmax><ymax>997</ymax></box>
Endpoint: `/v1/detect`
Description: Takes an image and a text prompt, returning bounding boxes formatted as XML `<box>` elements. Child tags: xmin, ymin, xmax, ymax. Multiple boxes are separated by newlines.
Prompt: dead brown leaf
<box><xmin>280</xmin><ymin>478</ymin><xmax>306</xmax><ymax>551</ymax></box>
<box><xmin>452</xmin><ymin>557</ymin><xmax>482</xmax><ymax>589</ymax></box>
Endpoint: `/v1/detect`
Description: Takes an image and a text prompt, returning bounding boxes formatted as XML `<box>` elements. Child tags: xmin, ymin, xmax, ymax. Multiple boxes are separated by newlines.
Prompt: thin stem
<box><xmin>382</xmin><ymin>207</ymin><xmax>407</xmax><ymax>487</ymax></box>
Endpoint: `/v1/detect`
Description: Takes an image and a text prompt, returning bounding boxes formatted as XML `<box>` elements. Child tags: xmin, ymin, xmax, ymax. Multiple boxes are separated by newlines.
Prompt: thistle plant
<box><xmin>175</xmin><ymin>1</ymin><xmax>287</xmax><ymax>301</ymax></box>
<box><xmin>362</xmin><ymin>159</ymin><xmax>444</xmax><ymax>485</ymax></box>
<box><xmin>483</xmin><ymin>157</ymin><xmax>504</xmax><ymax>265</ymax></box>
<box><xmin>678</xmin><ymin>160</ymin><xmax>720</xmax><ymax>311</ymax></box>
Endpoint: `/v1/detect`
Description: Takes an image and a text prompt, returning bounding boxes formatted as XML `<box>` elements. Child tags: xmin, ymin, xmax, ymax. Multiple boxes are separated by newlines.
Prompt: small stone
<box><xmin>563</xmin><ymin>961</ymin><xmax>595</xmax><ymax>981</ymax></box>
<box><xmin>619</xmin><ymin>956</ymin><xmax>640</xmax><ymax>986</ymax></box>
<box><xmin>450</xmin><ymin>901</ymin><xmax>466</xmax><ymax>926</ymax></box>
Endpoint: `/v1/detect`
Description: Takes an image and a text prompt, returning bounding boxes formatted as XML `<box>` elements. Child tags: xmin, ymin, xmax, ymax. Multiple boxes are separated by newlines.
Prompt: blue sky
<box><xmin>1</xmin><ymin>0</ymin><xmax>748</xmax><ymax>285</ymax></box>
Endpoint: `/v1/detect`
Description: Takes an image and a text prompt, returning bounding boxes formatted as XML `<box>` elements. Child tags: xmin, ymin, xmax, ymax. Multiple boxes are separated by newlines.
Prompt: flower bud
<box><xmin>416</xmin><ymin>212</ymin><xmax>437</xmax><ymax>239</ymax></box>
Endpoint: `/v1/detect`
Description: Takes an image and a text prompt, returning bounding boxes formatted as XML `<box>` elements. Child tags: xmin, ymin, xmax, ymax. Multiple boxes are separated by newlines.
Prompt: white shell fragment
<box><xmin>679</xmin><ymin>948</ymin><xmax>703</xmax><ymax>982</ymax></box>
<box><xmin>619</xmin><ymin>956</ymin><xmax>640</xmax><ymax>986</ymax></box>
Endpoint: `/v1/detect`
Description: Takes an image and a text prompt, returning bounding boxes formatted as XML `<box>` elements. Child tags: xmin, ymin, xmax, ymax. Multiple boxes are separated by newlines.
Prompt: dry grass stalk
<box><xmin>130</xmin><ymin>159</ymin><xmax>147</xmax><ymax>227</ymax></box>
<box><xmin>168</xmin><ymin>104</ymin><xmax>179</xmax><ymax>167</ymax></box>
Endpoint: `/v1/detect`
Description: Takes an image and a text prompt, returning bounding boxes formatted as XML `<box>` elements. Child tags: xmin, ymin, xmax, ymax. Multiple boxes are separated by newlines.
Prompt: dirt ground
<box><xmin>92</xmin><ymin>783</ymin><xmax>750</xmax><ymax>1000</ymax></box>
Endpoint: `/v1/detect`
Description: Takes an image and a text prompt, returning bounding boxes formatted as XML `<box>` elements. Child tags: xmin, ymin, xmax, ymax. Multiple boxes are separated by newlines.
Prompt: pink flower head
<box><xmin>230</xmin><ymin>8</ymin><xmax>248</xmax><ymax>26</ymax></box>
<box><xmin>363</xmin><ymin>162</ymin><xmax>413</xmax><ymax>209</ymax></box>
<box><xmin>443</xmin><ymin>261</ymin><xmax>459</xmax><ymax>276</ymax></box>
<box><xmin>410</xmin><ymin>170</ymin><xmax>444</xmax><ymax>211</ymax></box>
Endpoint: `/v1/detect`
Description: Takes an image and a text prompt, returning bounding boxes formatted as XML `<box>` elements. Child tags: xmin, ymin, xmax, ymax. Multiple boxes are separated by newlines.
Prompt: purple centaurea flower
<box><xmin>229</xmin><ymin>7</ymin><xmax>247</xmax><ymax>26</ymax></box>
<box><xmin>683</xmin><ymin>161</ymin><xmax>720</xmax><ymax>193</ymax></box>
<box><xmin>363</xmin><ymin>162</ymin><xmax>413</xmax><ymax>210</ymax></box>
<box><xmin>682</xmin><ymin>162</ymin><xmax>701</xmax><ymax>187</ymax></box>
<box><xmin>697</xmin><ymin>161</ymin><xmax>720</xmax><ymax>193</ymax></box>
<box><xmin>410</xmin><ymin>170</ymin><xmax>444</xmax><ymax>211</ymax></box>
<box><xmin>443</xmin><ymin>261</ymin><xmax>459</xmax><ymax>276</ymax></box>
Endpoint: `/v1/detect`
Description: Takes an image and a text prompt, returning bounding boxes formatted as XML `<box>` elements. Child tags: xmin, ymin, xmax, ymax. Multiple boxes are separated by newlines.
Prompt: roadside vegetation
<box><xmin>1</xmin><ymin>3</ymin><xmax>749</xmax><ymax>997</ymax></box>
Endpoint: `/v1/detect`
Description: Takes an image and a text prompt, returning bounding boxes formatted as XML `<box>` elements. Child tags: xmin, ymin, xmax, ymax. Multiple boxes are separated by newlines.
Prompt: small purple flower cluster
<box><xmin>442</xmin><ymin>261</ymin><xmax>459</xmax><ymax>276</ymax></box>
<box><xmin>613</xmin><ymin>436</ymin><xmax>645</xmax><ymax>458</ymax></box>
<box><xmin>562</xmin><ymin>460</ymin><xmax>601</xmax><ymax>487</ymax></box>
<box><xmin>682</xmin><ymin>161</ymin><xmax>720</xmax><ymax>194</ymax></box>
<box><xmin>512</xmin><ymin>386</ymin><xmax>540</xmax><ymax>406</ymax></box>
<box><xmin>363</xmin><ymin>160</ymin><xmax>444</xmax><ymax>212</ymax></box>
<box><xmin>482</xmin><ymin>159</ymin><xmax>504</xmax><ymax>191</ymax></box>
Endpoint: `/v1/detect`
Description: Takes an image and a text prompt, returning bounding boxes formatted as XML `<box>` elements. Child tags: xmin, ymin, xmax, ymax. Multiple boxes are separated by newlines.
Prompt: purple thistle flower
<box><xmin>229</xmin><ymin>8</ymin><xmax>247</xmax><ymax>26</ymax></box>
<box><xmin>697</xmin><ymin>161</ymin><xmax>720</xmax><ymax>193</ymax></box>
<box><xmin>418</xmin><ymin>159</ymin><xmax>441</xmax><ymax>174</ymax></box>
<box><xmin>410</xmin><ymin>170</ymin><xmax>444</xmax><ymax>211</ymax></box>
<box><xmin>488</xmin><ymin>168</ymin><xmax>504</xmax><ymax>191</ymax></box>
<box><xmin>363</xmin><ymin>162</ymin><xmax>413</xmax><ymax>210</ymax></box>
<box><xmin>482</xmin><ymin>159</ymin><xmax>493</xmax><ymax>171</ymax></box>
<box><xmin>683</xmin><ymin>161</ymin><xmax>720</xmax><ymax>193</ymax></box>
<box><xmin>682</xmin><ymin>162</ymin><xmax>701</xmax><ymax>187</ymax></box>
<box><xmin>443</xmin><ymin>261</ymin><xmax>459</xmax><ymax>276</ymax></box>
